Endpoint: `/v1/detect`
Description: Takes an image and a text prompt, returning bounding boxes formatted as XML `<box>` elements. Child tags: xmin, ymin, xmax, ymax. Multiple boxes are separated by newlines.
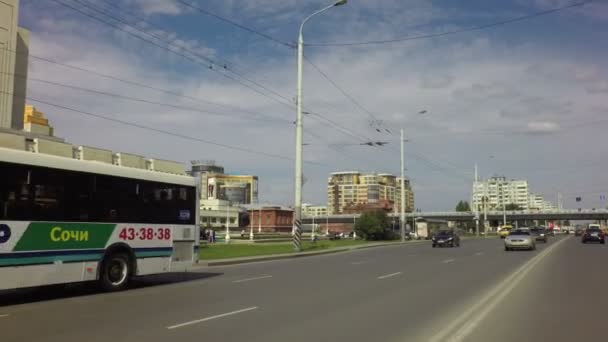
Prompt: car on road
<box><xmin>432</xmin><ymin>230</ymin><xmax>460</xmax><ymax>248</ymax></box>
<box><xmin>499</xmin><ymin>225</ymin><xmax>513</xmax><ymax>239</ymax></box>
<box><xmin>530</xmin><ymin>227</ymin><xmax>548</xmax><ymax>243</ymax></box>
<box><xmin>505</xmin><ymin>229</ymin><xmax>536</xmax><ymax>251</ymax></box>
<box><xmin>581</xmin><ymin>227</ymin><xmax>605</xmax><ymax>244</ymax></box>
<box><xmin>575</xmin><ymin>228</ymin><xmax>584</xmax><ymax>236</ymax></box>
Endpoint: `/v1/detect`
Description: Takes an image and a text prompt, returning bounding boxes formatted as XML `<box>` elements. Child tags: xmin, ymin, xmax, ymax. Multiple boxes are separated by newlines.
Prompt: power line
<box><xmin>303</xmin><ymin>55</ymin><xmax>381</xmax><ymax>124</ymax></box>
<box><xmin>52</xmin><ymin>0</ymin><xmax>296</xmax><ymax>110</ymax></box>
<box><xmin>2</xmin><ymin>90</ymin><xmax>330</xmax><ymax>166</ymax></box>
<box><xmin>2</xmin><ymin>71</ymin><xmax>291</xmax><ymax>124</ymax></box>
<box><xmin>47</xmin><ymin>0</ymin><xmax>393</xmax><ymax>153</ymax></box>
<box><xmin>174</xmin><ymin>0</ymin><xmax>294</xmax><ymax>48</ymax></box>
<box><xmin>306</xmin><ymin>1</ymin><xmax>591</xmax><ymax>47</ymax></box>
<box><xmin>18</xmin><ymin>50</ymin><xmax>283</xmax><ymax>121</ymax></box>
<box><xmin>93</xmin><ymin>0</ymin><xmax>261</xmax><ymax>80</ymax></box>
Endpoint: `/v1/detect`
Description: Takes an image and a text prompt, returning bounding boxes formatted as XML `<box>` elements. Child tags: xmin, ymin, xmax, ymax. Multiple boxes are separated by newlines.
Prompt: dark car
<box><xmin>574</xmin><ymin>228</ymin><xmax>584</xmax><ymax>237</ymax></box>
<box><xmin>432</xmin><ymin>230</ymin><xmax>460</xmax><ymax>248</ymax></box>
<box><xmin>582</xmin><ymin>228</ymin><xmax>605</xmax><ymax>244</ymax></box>
<box><xmin>530</xmin><ymin>228</ymin><xmax>548</xmax><ymax>243</ymax></box>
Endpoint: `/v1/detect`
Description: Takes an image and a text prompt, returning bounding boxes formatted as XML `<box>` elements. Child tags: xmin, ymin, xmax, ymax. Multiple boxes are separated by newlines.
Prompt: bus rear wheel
<box><xmin>99</xmin><ymin>253</ymin><xmax>131</xmax><ymax>292</ymax></box>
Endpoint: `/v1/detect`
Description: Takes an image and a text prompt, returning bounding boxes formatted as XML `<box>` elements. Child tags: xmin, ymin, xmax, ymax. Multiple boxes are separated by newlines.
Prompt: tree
<box><xmin>355</xmin><ymin>211</ymin><xmax>393</xmax><ymax>241</ymax></box>
<box><xmin>505</xmin><ymin>203</ymin><xmax>523</xmax><ymax>211</ymax></box>
<box><xmin>455</xmin><ymin>200</ymin><xmax>471</xmax><ymax>212</ymax></box>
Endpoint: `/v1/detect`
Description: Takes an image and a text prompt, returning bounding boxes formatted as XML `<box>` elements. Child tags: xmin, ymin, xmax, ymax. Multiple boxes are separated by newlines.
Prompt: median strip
<box><xmin>232</xmin><ymin>275</ymin><xmax>273</xmax><ymax>283</ymax></box>
<box><xmin>377</xmin><ymin>272</ymin><xmax>402</xmax><ymax>280</ymax></box>
<box><xmin>167</xmin><ymin>306</ymin><xmax>258</xmax><ymax>330</ymax></box>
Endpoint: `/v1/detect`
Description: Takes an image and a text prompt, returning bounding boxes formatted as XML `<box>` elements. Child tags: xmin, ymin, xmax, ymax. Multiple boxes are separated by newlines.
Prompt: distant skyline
<box><xmin>18</xmin><ymin>0</ymin><xmax>608</xmax><ymax>210</ymax></box>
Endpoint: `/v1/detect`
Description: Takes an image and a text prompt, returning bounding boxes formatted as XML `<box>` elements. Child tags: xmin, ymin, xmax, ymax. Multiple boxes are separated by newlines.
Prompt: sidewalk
<box><xmin>196</xmin><ymin>240</ymin><xmax>426</xmax><ymax>267</ymax></box>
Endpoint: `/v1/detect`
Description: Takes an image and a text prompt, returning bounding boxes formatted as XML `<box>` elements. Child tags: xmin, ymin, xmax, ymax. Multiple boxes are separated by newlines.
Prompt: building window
<box><xmin>211</xmin><ymin>217</ymin><xmax>217</xmax><ymax>223</ymax></box>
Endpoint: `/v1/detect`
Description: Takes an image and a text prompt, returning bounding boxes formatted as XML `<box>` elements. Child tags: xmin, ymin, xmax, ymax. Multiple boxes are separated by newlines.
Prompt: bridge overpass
<box><xmin>302</xmin><ymin>209</ymin><xmax>608</xmax><ymax>225</ymax></box>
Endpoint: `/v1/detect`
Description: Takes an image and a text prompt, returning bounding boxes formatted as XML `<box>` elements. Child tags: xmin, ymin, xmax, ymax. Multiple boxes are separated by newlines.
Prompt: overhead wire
<box><xmin>174</xmin><ymin>0</ymin><xmax>294</xmax><ymax>48</ymax></box>
<box><xmin>55</xmin><ymin>0</ymin><xmax>382</xmax><ymax>148</ymax></box>
<box><xmin>1</xmin><ymin>71</ymin><xmax>292</xmax><ymax>124</ymax></box>
<box><xmin>306</xmin><ymin>1</ymin><xmax>592</xmax><ymax>47</ymax></box>
<box><xmin>52</xmin><ymin>0</ymin><xmax>297</xmax><ymax>111</ymax></box>
<box><xmin>2</xmin><ymin>90</ymin><xmax>329</xmax><ymax>166</ymax></box>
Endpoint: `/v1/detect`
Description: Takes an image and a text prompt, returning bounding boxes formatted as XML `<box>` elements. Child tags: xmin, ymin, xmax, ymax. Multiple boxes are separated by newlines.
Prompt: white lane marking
<box><xmin>351</xmin><ymin>261</ymin><xmax>367</xmax><ymax>265</ymax></box>
<box><xmin>167</xmin><ymin>307</ymin><xmax>258</xmax><ymax>330</ymax></box>
<box><xmin>232</xmin><ymin>275</ymin><xmax>272</xmax><ymax>283</ymax></box>
<box><xmin>474</xmin><ymin>252</ymin><xmax>484</xmax><ymax>256</ymax></box>
<box><xmin>0</xmin><ymin>314</ymin><xmax>9</xmax><ymax>318</ymax></box>
<box><xmin>377</xmin><ymin>272</ymin><xmax>402</xmax><ymax>280</ymax></box>
<box><xmin>442</xmin><ymin>258</ymin><xmax>456</xmax><ymax>264</ymax></box>
<box><xmin>429</xmin><ymin>236</ymin><xmax>568</xmax><ymax>342</ymax></box>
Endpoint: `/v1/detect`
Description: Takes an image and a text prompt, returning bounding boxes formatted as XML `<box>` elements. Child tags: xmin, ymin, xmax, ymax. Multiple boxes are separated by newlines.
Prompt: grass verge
<box><xmin>199</xmin><ymin>239</ymin><xmax>374</xmax><ymax>260</ymax></box>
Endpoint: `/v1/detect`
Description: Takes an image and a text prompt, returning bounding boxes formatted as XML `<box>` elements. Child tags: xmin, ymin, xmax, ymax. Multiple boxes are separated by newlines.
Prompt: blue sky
<box><xmin>17</xmin><ymin>0</ymin><xmax>608</xmax><ymax>210</ymax></box>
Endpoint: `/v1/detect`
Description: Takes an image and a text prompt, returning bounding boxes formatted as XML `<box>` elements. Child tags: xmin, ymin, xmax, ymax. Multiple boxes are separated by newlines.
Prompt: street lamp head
<box><xmin>334</xmin><ymin>0</ymin><xmax>347</xmax><ymax>6</ymax></box>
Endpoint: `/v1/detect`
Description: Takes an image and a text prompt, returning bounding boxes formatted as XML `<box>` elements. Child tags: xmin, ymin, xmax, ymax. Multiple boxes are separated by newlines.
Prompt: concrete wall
<box><xmin>37</xmin><ymin>138</ymin><xmax>73</xmax><ymax>158</ymax></box>
<box><xmin>80</xmin><ymin>146</ymin><xmax>113</xmax><ymax>164</ymax></box>
<box><xmin>0</xmin><ymin>130</ymin><xmax>24</xmax><ymax>149</ymax></box>
<box><xmin>118</xmin><ymin>152</ymin><xmax>145</xmax><ymax>169</ymax></box>
<box><xmin>152</xmin><ymin>158</ymin><xmax>185</xmax><ymax>175</ymax></box>
<box><xmin>24</xmin><ymin>122</ymin><xmax>51</xmax><ymax>135</ymax></box>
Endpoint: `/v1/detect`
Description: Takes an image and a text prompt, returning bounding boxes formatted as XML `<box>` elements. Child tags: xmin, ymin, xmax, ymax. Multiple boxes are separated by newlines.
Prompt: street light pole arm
<box><xmin>299</xmin><ymin>3</ymin><xmax>339</xmax><ymax>40</ymax></box>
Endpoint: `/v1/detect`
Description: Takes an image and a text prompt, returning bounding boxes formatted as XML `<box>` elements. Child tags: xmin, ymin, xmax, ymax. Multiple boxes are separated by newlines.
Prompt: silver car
<box><xmin>504</xmin><ymin>229</ymin><xmax>536</xmax><ymax>251</ymax></box>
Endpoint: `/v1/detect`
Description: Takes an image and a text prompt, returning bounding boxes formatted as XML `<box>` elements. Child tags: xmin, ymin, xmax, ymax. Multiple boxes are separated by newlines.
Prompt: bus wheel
<box><xmin>99</xmin><ymin>253</ymin><xmax>130</xmax><ymax>292</ymax></box>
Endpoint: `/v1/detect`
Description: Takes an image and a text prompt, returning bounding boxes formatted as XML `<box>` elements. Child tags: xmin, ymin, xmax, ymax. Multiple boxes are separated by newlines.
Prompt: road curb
<box><xmin>198</xmin><ymin>240</ymin><xmax>426</xmax><ymax>267</ymax></box>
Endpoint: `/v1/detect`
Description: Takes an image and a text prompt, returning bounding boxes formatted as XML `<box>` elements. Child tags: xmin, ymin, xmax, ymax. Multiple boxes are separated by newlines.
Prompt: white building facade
<box><xmin>473</xmin><ymin>177</ymin><xmax>555</xmax><ymax>211</ymax></box>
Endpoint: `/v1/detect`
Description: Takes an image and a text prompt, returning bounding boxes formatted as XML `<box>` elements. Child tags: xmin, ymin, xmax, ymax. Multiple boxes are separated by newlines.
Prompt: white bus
<box><xmin>0</xmin><ymin>147</ymin><xmax>199</xmax><ymax>291</ymax></box>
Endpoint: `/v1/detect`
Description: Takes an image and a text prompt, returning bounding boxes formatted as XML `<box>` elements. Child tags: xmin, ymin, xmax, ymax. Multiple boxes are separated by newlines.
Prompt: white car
<box><xmin>505</xmin><ymin>229</ymin><xmax>536</xmax><ymax>251</ymax></box>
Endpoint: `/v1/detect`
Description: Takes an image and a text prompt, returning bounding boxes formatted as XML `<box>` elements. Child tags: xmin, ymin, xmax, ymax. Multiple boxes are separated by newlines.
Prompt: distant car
<box><xmin>432</xmin><ymin>230</ymin><xmax>460</xmax><ymax>248</ymax></box>
<box><xmin>499</xmin><ymin>226</ymin><xmax>512</xmax><ymax>239</ymax></box>
<box><xmin>328</xmin><ymin>232</ymin><xmax>341</xmax><ymax>240</ymax></box>
<box><xmin>505</xmin><ymin>229</ymin><xmax>536</xmax><ymax>251</ymax></box>
<box><xmin>530</xmin><ymin>228</ymin><xmax>548</xmax><ymax>243</ymax></box>
<box><xmin>582</xmin><ymin>228</ymin><xmax>605</xmax><ymax>244</ymax></box>
<box><xmin>574</xmin><ymin>228</ymin><xmax>584</xmax><ymax>237</ymax></box>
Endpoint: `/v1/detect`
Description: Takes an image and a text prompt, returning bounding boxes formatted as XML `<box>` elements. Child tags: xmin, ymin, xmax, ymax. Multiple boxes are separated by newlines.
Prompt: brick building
<box><xmin>247</xmin><ymin>206</ymin><xmax>293</xmax><ymax>233</ymax></box>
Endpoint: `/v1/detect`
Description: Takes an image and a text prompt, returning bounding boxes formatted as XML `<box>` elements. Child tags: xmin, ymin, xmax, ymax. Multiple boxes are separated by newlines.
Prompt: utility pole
<box><xmin>258</xmin><ymin>205</ymin><xmax>262</xmax><ymax>233</ymax></box>
<box><xmin>249</xmin><ymin>201</ymin><xmax>255</xmax><ymax>241</ymax></box>
<box><xmin>225</xmin><ymin>201</ymin><xmax>231</xmax><ymax>244</ymax></box>
<box><xmin>293</xmin><ymin>0</ymin><xmax>348</xmax><ymax>252</ymax></box>
<box><xmin>400</xmin><ymin>128</ymin><xmax>406</xmax><ymax>243</ymax></box>
<box><xmin>503</xmin><ymin>201</ymin><xmax>507</xmax><ymax>227</ymax></box>
<box><xmin>474</xmin><ymin>164</ymin><xmax>479</xmax><ymax>237</ymax></box>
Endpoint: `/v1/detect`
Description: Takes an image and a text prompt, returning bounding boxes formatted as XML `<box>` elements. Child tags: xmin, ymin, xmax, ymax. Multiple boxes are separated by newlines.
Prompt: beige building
<box><xmin>472</xmin><ymin>176</ymin><xmax>535</xmax><ymax>211</ymax></box>
<box><xmin>189</xmin><ymin>160</ymin><xmax>258</xmax><ymax>205</ymax></box>
<box><xmin>1</xmin><ymin>0</ymin><xmax>29</xmax><ymax>130</ymax></box>
<box><xmin>327</xmin><ymin>171</ymin><xmax>414</xmax><ymax>214</ymax></box>
<box><xmin>302</xmin><ymin>203</ymin><xmax>327</xmax><ymax>217</ymax></box>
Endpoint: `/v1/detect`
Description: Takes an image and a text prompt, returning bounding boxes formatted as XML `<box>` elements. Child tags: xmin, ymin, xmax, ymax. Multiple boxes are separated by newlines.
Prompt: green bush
<box><xmin>355</xmin><ymin>211</ymin><xmax>393</xmax><ymax>241</ymax></box>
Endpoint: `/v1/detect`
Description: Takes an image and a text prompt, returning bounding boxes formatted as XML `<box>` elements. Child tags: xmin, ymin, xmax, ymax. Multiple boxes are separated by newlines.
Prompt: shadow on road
<box><xmin>0</xmin><ymin>272</ymin><xmax>222</xmax><ymax>307</ymax></box>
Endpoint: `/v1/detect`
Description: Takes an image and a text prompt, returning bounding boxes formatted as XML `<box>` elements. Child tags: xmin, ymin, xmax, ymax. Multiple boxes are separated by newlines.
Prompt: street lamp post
<box><xmin>400</xmin><ymin>129</ymin><xmax>406</xmax><ymax>243</ymax></box>
<box><xmin>293</xmin><ymin>0</ymin><xmax>348</xmax><ymax>252</ymax></box>
<box><xmin>249</xmin><ymin>202</ymin><xmax>255</xmax><ymax>242</ymax></box>
<box><xmin>225</xmin><ymin>201</ymin><xmax>231</xmax><ymax>244</ymax></box>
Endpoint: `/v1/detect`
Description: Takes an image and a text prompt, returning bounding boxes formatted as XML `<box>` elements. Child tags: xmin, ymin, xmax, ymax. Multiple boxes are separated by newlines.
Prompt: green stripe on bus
<box><xmin>0</xmin><ymin>254</ymin><xmax>104</xmax><ymax>267</ymax></box>
<box><xmin>13</xmin><ymin>223</ymin><xmax>116</xmax><ymax>251</ymax></box>
<box><xmin>134</xmin><ymin>251</ymin><xmax>173</xmax><ymax>258</ymax></box>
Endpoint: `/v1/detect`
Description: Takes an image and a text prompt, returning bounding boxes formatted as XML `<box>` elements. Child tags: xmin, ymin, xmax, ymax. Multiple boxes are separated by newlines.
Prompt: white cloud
<box><xmin>524</xmin><ymin>121</ymin><xmax>561</xmax><ymax>134</ymax></box>
<box><xmin>18</xmin><ymin>0</ymin><xmax>608</xmax><ymax>210</ymax></box>
<box><xmin>129</xmin><ymin>0</ymin><xmax>183</xmax><ymax>16</ymax></box>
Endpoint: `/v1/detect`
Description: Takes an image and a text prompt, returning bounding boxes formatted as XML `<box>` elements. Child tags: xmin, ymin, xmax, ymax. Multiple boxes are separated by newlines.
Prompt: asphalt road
<box><xmin>0</xmin><ymin>235</ymin><xmax>604</xmax><ymax>342</ymax></box>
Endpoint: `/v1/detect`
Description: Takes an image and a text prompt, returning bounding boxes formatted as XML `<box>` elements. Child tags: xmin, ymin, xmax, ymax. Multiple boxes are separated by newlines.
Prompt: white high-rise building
<box><xmin>472</xmin><ymin>176</ymin><xmax>530</xmax><ymax>211</ymax></box>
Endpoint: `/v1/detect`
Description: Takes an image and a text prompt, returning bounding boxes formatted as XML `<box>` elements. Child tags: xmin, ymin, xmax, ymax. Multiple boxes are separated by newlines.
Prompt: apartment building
<box><xmin>327</xmin><ymin>171</ymin><xmax>414</xmax><ymax>214</ymax></box>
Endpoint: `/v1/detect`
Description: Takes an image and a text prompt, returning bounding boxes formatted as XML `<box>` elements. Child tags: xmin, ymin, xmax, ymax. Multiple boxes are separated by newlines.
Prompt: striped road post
<box><xmin>293</xmin><ymin>219</ymin><xmax>302</xmax><ymax>251</ymax></box>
